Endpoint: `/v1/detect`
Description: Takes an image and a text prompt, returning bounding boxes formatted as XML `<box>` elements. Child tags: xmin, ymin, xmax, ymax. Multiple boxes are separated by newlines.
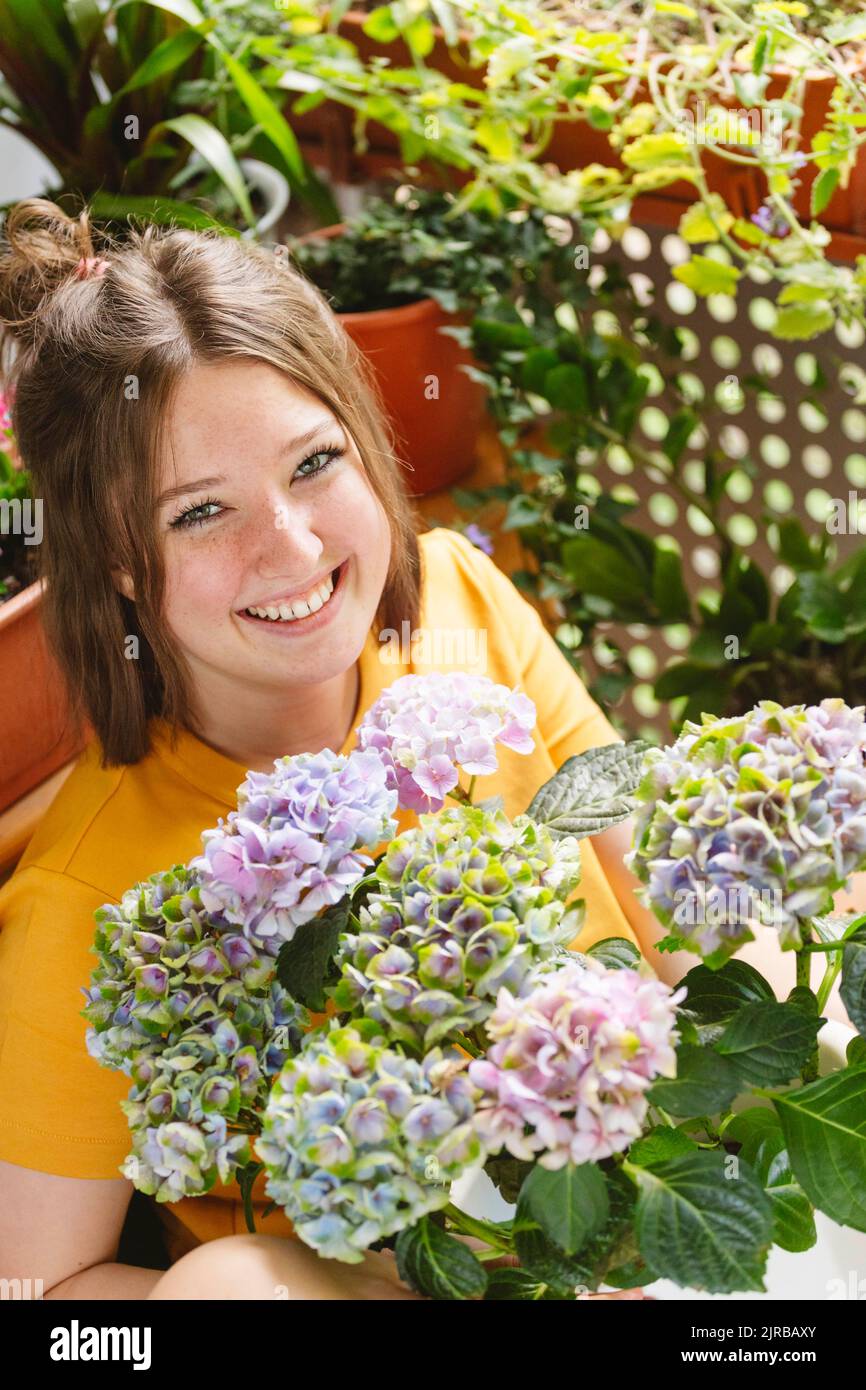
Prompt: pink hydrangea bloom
<box><xmin>356</xmin><ymin>672</ymin><xmax>536</xmax><ymax>812</ymax></box>
<box><xmin>469</xmin><ymin>959</ymin><xmax>684</xmax><ymax>1168</ymax></box>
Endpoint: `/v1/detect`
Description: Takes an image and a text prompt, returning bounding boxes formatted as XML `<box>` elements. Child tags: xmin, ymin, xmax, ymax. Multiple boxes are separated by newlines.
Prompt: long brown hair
<box><xmin>0</xmin><ymin>200</ymin><xmax>421</xmax><ymax>765</ymax></box>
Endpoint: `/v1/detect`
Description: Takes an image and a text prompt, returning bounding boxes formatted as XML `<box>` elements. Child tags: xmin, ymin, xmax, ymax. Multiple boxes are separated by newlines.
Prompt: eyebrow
<box><xmin>156</xmin><ymin>418</ymin><xmax>340</xmax><ymax>506</ymax></box>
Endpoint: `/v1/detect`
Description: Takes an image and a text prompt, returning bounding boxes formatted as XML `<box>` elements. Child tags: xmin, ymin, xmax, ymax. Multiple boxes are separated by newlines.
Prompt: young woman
<box><xmin>0</xmin><ymin>200</ymin><xmax>846</xmax><ymax>1302</ymax></box>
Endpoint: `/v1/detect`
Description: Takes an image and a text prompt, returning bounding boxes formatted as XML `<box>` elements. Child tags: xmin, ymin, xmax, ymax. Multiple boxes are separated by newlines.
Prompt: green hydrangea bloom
<box><xmin>331</xmin><ymin>806</ymin><xmax>584</xmax><ymax>1049</ymax></box>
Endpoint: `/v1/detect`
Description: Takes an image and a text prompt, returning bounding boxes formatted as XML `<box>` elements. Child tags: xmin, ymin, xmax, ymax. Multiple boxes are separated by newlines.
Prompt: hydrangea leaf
<box><xmin>519</xmin><ymin>1162</ymin><xmax>609</xmax><ymax>1257</ymax></box>
<box><xmin>396</xmin><ymin>1216</ymin><xmax>489</xmax><ymax>1300</ymax></box>
<box><xmin>525</xmin><ymin>739</ymin><xmax>651</xmax><ymax>836</ymax></box>
<box><xmin>840</xmin><ymin>926</ymin><xmax>866</xmax><ymax>1036</ymax></box>
<box><xmin>630</xmin><ymin>1150</ymin><xmax>773</xmax><ymax>1293</ymax></box>
<box><xmin>715</xmin><ymin>1001</ymin><xmax>823</xmax><ymax>1086</ymax></box>
<box><xmin>646</xmin><ymin>1042</ymin><xmax>741</xmax><ymax>1116</ymax></box>
<box><xmin>771</xmin><ymin>1064</ymin><xmax>866</xmax><ymax>1231</ymax></box>
<box><xmin>276</xmin><ymin>897</ymin><xmax>349</xmax><ymax>1011</ymax></box>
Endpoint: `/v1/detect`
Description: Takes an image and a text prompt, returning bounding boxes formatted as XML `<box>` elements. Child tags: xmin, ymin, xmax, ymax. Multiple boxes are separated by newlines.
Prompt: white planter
<box><xmin>450</xmin><ymin>1020</ymin><xmax>866</xmax><ymax>1300</ymax></box>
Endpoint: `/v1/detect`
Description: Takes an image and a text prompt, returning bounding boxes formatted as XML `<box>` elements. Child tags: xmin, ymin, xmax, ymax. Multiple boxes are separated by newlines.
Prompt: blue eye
<box><xmin>169</xmin><ymin>497</ymin><xmax>223</xmax><ymax>530</ymax></box>
<box><xmin>295</xmin><ymin>445</ymin><xmax>345</xmax><ymax>480</ymax></box>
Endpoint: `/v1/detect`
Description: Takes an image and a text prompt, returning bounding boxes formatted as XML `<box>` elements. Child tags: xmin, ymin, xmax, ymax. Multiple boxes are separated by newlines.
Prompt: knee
<box><xmin>148</xmin><ymin>1232</ymin><xmax>290</xmax><ymax>1301</ymax></box>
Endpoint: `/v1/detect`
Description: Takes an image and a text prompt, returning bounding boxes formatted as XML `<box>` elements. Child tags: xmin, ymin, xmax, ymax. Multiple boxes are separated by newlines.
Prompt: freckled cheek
<box><xmin>162</xmin><ymin>535</ymin><xmax>248</xmax><ymax>631</ymax></box>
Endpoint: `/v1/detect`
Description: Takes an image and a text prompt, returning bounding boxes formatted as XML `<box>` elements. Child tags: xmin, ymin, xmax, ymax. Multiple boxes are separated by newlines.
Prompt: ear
<box><xmin>111</xmin><ymin>566</ymin><xmax>136</xmax><ymax>602</ymax></box>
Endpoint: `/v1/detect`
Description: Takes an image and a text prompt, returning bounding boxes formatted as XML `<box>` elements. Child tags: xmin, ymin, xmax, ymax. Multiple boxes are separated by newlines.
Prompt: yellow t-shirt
<box><xmin>0</xmin><ymin>527</ymin><xmax>637</xmax><ymax>1258</ymax></box>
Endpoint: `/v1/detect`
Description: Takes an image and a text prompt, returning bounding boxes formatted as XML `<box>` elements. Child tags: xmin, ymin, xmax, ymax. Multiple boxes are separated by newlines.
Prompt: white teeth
<box><xmin>244</xmin><ymin>568</ymin><xmax>339</xmax><ymax>624</ymax></box>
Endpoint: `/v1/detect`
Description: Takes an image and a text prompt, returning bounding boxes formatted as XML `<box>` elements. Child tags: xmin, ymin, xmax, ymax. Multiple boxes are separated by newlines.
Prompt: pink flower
<box><xmin>356</xmin><ymin>673</ymin><xmax>537</xmax><ymax>812</ymax></box>
<box><xmin>469</xmin><ymin>959</ymin><xmax>684</xmax><ymax>1168</ymax></box>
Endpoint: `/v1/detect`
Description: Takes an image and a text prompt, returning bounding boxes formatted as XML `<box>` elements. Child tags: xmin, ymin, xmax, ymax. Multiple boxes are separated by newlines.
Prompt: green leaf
<box><xmin>116</xmin><ymin>0</ymin><xmax>205</xmax><ymax>23</ymax></box>
<box><xmin>772</xmin><ymin>1064</ymin><xmax>866</xmax><ymax>1231</ymax></box>
<box><xmin>525</xmin><ymin>740</ymin><xmax>651</xmax><ymax>837</ymax></box>
<box><xmin>275</xmin><ymin>897</ymin><xmax>348</xmax><ymax>1010</ymax></box>
<box><xmin>681</xmin><ymin>959</ymin><xmax>774</xmax><ymax>1023</ymax></box>
<box><xmin>117</xmin><ymin>26</ymin><xmax>205</xmax><ymax>95</ymax></box>
<box><xmin>630</xmin><ymin>1150</ymin><xmax>773</xmax><ymax>1293</ymax></box>
<box><xmin>586</xmin><ymin>936</ymin><xmax>642</xmax><ymax>971</ymax></box>
<box><xmin>652</xmin><ymin>546</ymin><xmax>691</xmax><ymax>622</ymax></box>
<box><xmin>543</xmin><ymin>362</ymin><xmax>589</xmax><ymax>413</ymax></box>
<box><xmin>811</xmin><ymin>167</ymin><xmax>841</xmax><ymax>218</ymax></box>
<box><xmin>157</xmin><ymin>114</ymin><xmax>254</xmax><ymax>225</ymax></box>
<box><xmin>715</xmin><ymin>1001</ymin><xmax>822</xmax><ymax>1086</ymax></box>
<box><xmin>520</xmin><ymin>1163</ymin><xmax>608</xmax><ymax>1257</ymax></box>
<box><xmin>219</xmin><ymin>49</ymin><xmax>306</xmax><ymax>184</ymax></box>
<box><xmin>841</xmin><ymin>926</ymin><xmax>866</xmax><ymax>1036</ymax></box>
<box><xmin>725</xmin><ymin>1109</ymin><xmax>815</xmax><ymax>1252</ymax></box>
<box><xmin>561</xmin><ymin>535</ymin><xmax>649</xmax><ymax>611</ymax></box>
<box><xmin>646</xmin><ymin>1042</ymin><xmax>742</xmax><ymax>1116</ymax></box>
<box><xmin>825</xmin><ymin>13</ymin><xmax>866</xmax><ymax>44</ymax></box>
<box><xmin>773</xmin><ymin>302</ymin><xmax>835</xmax><ymax>341</ymax></box>
<box><xmin>87</xmin><ymin>192</ymin><xmax>238</xmax><ymax>232</ymax></box>
<box><xmin>513</xmin><ymin>1192</ymin><xmax>593</xmax><ymax>1296</ymax></box>
<box><xmin>629</xmin><ymin>1125</ymin><xmax>698</xmax><ymax>1167</ymax></box>
<box><xmin>395</xmin><ymin>1216</ymin><xmax>488</xmax><ymax>1300</ymax></box>
<box><xmin>673</xmin><ymin>255</ymin><xmax>741</xmax><ymax>297</ymax></box>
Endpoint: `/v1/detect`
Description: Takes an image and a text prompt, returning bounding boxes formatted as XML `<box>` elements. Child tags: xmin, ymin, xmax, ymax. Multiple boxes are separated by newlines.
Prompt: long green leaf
<box><xmin>156</xmin><ymin>113</ymin><xmax>254</xmax><ymax>225</ymax></box>
<box><xmin>117</xmin><ymin>25</ymin><xmax>206</xmax><ymax>96</ymax></box>
<box><xmin>89</xmin><ymin>190</ymin><xmax>239</xmax><ymax>233</ymax></box>
<box><xmin>218</xmin><ymin>48</ymin><xmax>306</xmax><ymax>184</ymax></box>
<box><xmin>114</xmin><ymin>0</ymin><xmax>206</xmax><ymax>24</ymax></box>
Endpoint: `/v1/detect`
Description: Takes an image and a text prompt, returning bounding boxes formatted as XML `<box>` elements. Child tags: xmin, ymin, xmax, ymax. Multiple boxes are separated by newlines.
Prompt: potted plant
<box><xmin>265</xmin><ymin>0</ymin><xmax>866</xmax><ymax>338</ymax></box>
<box><xmin>288</xmin><ymin>185</ymin><xmax>577</xmax><ymax>495</ymax></box>
<box><xmin>0</xmin><ymin>396</ymin><xmax>82</xmax><ymax>813</ymax></box>
<box><xmin>0</xmin><ymin>0</ymin><xmax>337</xmax><ymax>232</ymax></box>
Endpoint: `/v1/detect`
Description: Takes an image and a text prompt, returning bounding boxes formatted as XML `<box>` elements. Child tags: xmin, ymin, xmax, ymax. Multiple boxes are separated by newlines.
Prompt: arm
<box><xmin>0</xmin><ymin>1159</ymin><xmax>163</xmax><ymax>1298</ymax></box>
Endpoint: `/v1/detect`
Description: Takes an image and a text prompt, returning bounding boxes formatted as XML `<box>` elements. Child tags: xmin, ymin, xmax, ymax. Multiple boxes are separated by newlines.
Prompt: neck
<box><xmin>186</xmin><ymin>663</ymin><xmax>361</xmax><ymax>771</ymax></box>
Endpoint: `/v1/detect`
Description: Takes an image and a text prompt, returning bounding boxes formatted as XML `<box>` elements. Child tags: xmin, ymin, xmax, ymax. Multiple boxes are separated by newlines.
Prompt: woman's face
<box><xmin>148</xmin><ymin>359</ymin><xmax>392</xmax><ymax>703</ymax></box>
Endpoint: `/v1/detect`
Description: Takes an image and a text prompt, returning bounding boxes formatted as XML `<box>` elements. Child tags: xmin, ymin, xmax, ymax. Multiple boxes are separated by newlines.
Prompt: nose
<box><xmin>244</xmin><ymin>489</ymin><xmax>325</xmax><ymax>583</ymax></box>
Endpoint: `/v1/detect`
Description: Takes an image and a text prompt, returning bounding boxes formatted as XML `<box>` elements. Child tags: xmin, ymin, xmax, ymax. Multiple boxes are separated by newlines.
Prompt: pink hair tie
<box><xmin>74</xmin><ymin>256</ymin><xmax>110</xmax><ymax>280</ymax></box>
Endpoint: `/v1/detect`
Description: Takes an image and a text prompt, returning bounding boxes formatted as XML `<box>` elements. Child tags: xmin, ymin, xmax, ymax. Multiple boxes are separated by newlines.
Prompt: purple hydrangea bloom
<box><xmin>356</xmin><ymin>673</ymin><xmax>536</xmax><ymax>812</ymax></box>
<box><xmin>469</xmin><ymin>959</ymin><xmax>683</xmax><ymax>1168</ymax></box>
<box><xmin>625</xmin><ymin>698</ymin><xmax>866</xmax><ymax>960</ymax></box>
<box><xmin>191</xmin><ymin>749</ymin><xmax>397</xmax><ymax>950</ymax></box>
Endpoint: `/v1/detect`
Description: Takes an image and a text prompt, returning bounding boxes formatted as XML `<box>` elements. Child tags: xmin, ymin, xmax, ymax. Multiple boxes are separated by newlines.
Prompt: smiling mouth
<box><xmin>240</xmin><ymin>561</ymin><xmax>347</xmax><ymax>624</ymax></box>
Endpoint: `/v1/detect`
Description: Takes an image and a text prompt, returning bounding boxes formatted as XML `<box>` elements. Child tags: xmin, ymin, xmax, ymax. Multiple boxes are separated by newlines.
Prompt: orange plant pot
<box><xmin>296</xmin><ymin>225</ymin><xmax>487</xmax><ymax>496</ymax></box>
<box><xmin>0</xmin><ymin>581</ymin><xmax>85</xmax><ymax>813</ymax></box>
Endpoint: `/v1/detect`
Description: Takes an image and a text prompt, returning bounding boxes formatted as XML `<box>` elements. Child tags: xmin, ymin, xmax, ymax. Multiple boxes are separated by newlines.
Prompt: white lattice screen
<box><xmin>571</xmin><ymin>213</ymin><xmax>866</xmax><ymax>744</ymax></box>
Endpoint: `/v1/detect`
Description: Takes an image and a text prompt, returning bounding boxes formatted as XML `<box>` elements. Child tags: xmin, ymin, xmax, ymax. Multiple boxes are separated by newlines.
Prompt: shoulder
<box><xmin>417</xmin><ymin>526</ymin><xmax>533</xmax><ymax>627</ymax></box>
<box><xmin>13</xmin><ymin>741</ymin><xmax>127</xmax><ymax>890</ymax></box>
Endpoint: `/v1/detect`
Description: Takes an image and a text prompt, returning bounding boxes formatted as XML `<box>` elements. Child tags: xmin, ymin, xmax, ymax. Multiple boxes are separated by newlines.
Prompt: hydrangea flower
<box><xmin>256</xmin><ymin>1021</ymin><xmax>485</xmax><ymax>1262</ymax></box>
<box><xmin>356</xmin><ymin>672</ymin><xmax>536</xmax><ymax>811</ymax></box>
<box><xmin>332</xmin><ymin>805</ymin><xmax>584</xmax><ymax>1049</ymax></box>
<box><xmin>469</xmin><ymin>959</ymin><xmax>683</xmax><ymax>1168</ymax></box>
<box><xmin>190</xmin><ymin>749</ymin><xmax>397</xmax><ymax>951</ymax></box>
<box><xmin>625</xmin><ymin>698</ymin><xmax>866</xmax><ymax>959</ymax></box>
<box><xmin>83</xmin><ymin>866</ymin><xmax>308</xmax><ymax>1200</ymax></box>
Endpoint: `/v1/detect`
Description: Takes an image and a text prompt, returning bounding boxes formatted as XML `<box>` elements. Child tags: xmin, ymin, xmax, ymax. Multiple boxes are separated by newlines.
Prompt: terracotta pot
<box><xmin>296</xmin><ymin>224</ymin><xmax>487</xmax><ymax>496</ymax></box>
<box><xmin>0</xmin><ymin>581</ymin><xmax>85</xmax><ymax>812</ymax></box>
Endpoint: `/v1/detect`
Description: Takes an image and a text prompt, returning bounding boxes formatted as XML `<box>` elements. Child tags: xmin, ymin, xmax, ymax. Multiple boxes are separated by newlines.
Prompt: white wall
<box><xmin>0</xmin><ymin>126</ymin><xmax>58</xmax><ymax>204</ymax></box>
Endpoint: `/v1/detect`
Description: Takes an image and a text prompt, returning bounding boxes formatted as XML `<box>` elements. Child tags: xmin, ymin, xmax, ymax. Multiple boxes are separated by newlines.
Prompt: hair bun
<box><xmin>0</xmin><ymin>198</ymin><xmax>104</xmax><ymax>356</ymax></box>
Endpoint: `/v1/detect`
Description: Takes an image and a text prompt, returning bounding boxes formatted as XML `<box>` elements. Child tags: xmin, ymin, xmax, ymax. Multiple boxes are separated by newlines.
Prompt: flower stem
<box><xmin>797</xmin><ymin>921</ymin><xmax>820</xmax><ymax>1084</ymax></box>
<box><xmin>443</xmin><ymin>1202</ymin><xmax>513</xmax><ymax>1254</ymax></box>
